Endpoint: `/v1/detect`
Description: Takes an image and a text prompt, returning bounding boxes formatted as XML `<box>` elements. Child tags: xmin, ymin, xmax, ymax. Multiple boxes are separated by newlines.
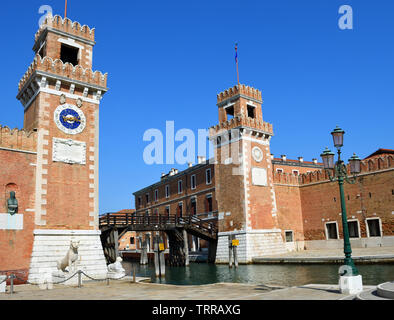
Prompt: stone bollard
<box><xmin>38</xmin><ymin>268</ymin><xmax>53</xmax><ymax>290</ymax></box>
<box><xmin>154</xmin><ymin>235</ymin><xmax>166</xmax><ymax>278</ymax></box>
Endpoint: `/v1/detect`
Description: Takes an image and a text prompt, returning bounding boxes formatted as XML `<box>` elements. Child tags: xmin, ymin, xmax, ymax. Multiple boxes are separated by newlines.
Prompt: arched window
<box><xmin>378</xmin><ymin>158</ymin><xmax>384</xmax><ymax>170</ymax></box>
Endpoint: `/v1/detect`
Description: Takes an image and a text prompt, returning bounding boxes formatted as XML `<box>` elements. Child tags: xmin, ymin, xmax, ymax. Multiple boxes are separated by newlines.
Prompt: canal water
<box><xmin>122</xmin><ymin>260</ymin><xmax>394</xmax><ymax>287</ymax></box>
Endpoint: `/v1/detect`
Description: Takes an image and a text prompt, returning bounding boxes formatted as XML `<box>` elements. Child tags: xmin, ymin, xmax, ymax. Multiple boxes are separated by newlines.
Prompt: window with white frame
<box><xmin>348</xmin><ymin>220</ymin><xmax>360</xmax><ymax>238</ymax></box>
<box><xmin>206</xmin><ymin>194</ymin><xmax>213</xmax><ymax>213</ymax></box>
<box><xmin>206</xmin><ymin>168</ymin><xmax>212</xmax><ymax>185</ymax></box>
<box><xmin>165</xmin><ymin>185</ymin><xmax>170</xmax><ymax>198</ymax></box>
<box><xmin>292</xmin><ymin>170</ymin><xmax>299</xmax><ymax>176</ymax></box>
<box><xmin>285</xmin><ymin>231</ymin><xmax>294</xmax><ymax>242</ymax></box>
<box><xmin>154</xmin><ymin>189</ymin><xmax>158</xmax><ymax>202</ymax></box>
<box><xmin>165</xmin><ymin>206</ymin><xmax>170</xmax><ymax>215</ymax></box>
<box><xmin>178</xmin><ymin>180</ymin><xmax>183</xmax><ymax>194</ymax></box>
<box><xmin>367</xmin><ymin>218</ymin><xmax>381</xmax><ymax>237</ymax></box>
<box><xmin>191</xmin><ymin>174</ymin><xmax>196</xmax><ymax>190</ymax></box>
<box><xmin>276</xmin><ymin>168</ymin><xmax>284</xmax><ymax>174</ymax></box>
<box><xmin>326</xmin><ymin>222</ymin><xmax>338</xmax><ymax>239</ymax></box>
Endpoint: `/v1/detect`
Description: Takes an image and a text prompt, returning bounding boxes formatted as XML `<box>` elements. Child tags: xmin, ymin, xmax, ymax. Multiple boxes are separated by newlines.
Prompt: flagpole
<box><xmin>65</xmin><ymin>0</ymin><xmax>68</xmax><ymax>18</ymax></box>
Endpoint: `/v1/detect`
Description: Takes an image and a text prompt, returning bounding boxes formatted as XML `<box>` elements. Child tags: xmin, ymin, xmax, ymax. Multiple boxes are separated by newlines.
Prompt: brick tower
<box><xmin>210</xmin><ymin>84</ymin><xmax>286</xmax><ymax>263</ymax></box>
<box><xmin>16</xmin><ymin>13</ymin><xmax>108</xmax><ymax>282</ymax></box>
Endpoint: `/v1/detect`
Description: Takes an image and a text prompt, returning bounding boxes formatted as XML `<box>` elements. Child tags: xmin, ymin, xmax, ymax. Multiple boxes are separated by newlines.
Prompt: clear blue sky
<box><xmin>1</xmin><ymin>0</ymin><xmax>393</xmax><ymax>213</ymax></box>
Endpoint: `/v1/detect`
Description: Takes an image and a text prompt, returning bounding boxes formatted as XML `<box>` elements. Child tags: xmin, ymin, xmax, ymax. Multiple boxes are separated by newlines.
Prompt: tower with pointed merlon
<box><xmin>0</xmin><ymin>13</ymin><xmax>109</xmax><ymax>282</ymax></box>
<box><xmin>210</xmin><ymin>84</ymin><xmax>286</xmax><ymax>263</ymax></box>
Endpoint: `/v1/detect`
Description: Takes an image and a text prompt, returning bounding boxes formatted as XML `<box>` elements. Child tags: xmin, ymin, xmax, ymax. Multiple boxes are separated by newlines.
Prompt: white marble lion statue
<box><xmin>57</xmin><ymin>240</ymin><xmax>80</xmax><ymax>273</ymax></box>
<box><xmin>108</xmin><ymin>257</ymin><xmax>126</xmax><ymax>275</ymax></box>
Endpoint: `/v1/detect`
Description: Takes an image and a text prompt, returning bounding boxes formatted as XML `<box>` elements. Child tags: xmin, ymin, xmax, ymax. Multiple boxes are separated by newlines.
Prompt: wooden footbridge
<box><xmin>99</xmin><ymin>213</ymin><xmax>218</xmax><ymax>266</ymax></box>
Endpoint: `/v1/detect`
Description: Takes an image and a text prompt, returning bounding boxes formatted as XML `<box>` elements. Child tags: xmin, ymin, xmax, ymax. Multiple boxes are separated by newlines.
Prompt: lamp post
<box><xmin>320</xmin><ymin>126</ymin><xmax>362</xmax><ymax>277</ymax></box>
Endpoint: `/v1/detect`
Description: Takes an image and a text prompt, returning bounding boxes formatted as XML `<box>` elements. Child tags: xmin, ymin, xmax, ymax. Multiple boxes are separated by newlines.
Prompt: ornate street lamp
<box><xmin>321</xmin><ymin>127</ymin><xmax>362</xmax><ymax>284</ymax></box>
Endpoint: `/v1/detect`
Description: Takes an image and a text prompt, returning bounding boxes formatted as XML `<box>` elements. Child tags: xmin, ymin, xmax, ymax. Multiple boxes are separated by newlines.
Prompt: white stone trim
<box><xmin>33</xmin><ymin>229</ymin><xmax>101</xmax><ymax>236</ymax></box>
<box><xmin>191</xmin><ymin>174</ymin><xmax>196</xmax><ymax>190</ymax></box>
<box><xmin>0</xmin><ymin>147</ymin><xmax>37</xmax><ymax>155</ymax></box>
<box><xmin>325</xmin><ymin>221</ymin><xmax>339</xmax><ymax>240</ymax></box>
<box><xmin>58</xmin><ymin>37</ymin><xmax>85</xmax><ymax>51</ymax></box>
<box><xmin>52</xmin><ymin>137</ymin><xmax>86</xmax><ymax>165</ymax></box>
<box><xmin>365</xmin><ymin>217</ymin><xmax>383</xmax><ymax>238</ymax></box>
<box><xmin>347</xmin><ymin>218</ymin><xmax>361</xmax><ymax>239</ymax></box>
<box><xmin>26</xmin><ymin>87</ymin><xmax>100</xmax><ymax>110</ymax></box>
<box><xmin>34</xmin><ymin>128</ymin><xmax>47</xmax><ymax>226</ymax></box>
<box><xmin>218</xmin><ymin>229</ymin><xmax>282</xmax><ymax>236</ymax></box>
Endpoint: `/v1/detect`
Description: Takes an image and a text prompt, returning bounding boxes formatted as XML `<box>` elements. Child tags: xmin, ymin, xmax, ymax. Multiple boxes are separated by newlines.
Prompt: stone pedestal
<box><xmin>216</xmin><ymin>230</ymin><xmax>287</xmax><ymax>263</ymax></box>
<box><xmin>0</xmin><ymin>213</ymin><xmax>23</xmax><ymax>230</ymax></box>
<box><xmin>28</xmin><ymin>230</ymin><xmax>108</xmax><ymax>284</ymax></box>
<box><xmin>107</xmin><ymin>271</ymin><xmax>125</xmax><ymax>280</ymax></box>
<box><xmin>339</xmin><ymin>275</ymin><xmax>363</xmax><ymax>295</ymax></box>
<box><xmin>0</xmin><ymin>276</ymin><xmax>6</xmax><ymax>293</ymax></box>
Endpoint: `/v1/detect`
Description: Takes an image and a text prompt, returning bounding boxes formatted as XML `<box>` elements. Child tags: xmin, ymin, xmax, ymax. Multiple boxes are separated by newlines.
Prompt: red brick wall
<box><xmin>248</xmin><ymin>141</ymin><xmax>278</xmax><ymax>230</ymax></box>
<box><xmin>275</xmin><ymin>184</ymin><xmax>304</xmax><ymax>241</ymax></box>
<box><xmin>0</xmin><ymin>149</ymin><xmax>36</xmax><ymax>273</ymax></box>
<box><xmin>0</xmin><ymin>126</ymin><xmax>37</xmax><ymax>152</ymax></box>
<box><xmin>300</xmin><ymin>157</ymin><xmax>394</xmax><ymax>240</ymax></box>
<box><xmin>118</xmin><ymin>231</ymin><xmax>138</xmax><ymax>251</ymax></box>
<box><xmin>33</xmin><ymin>90</ymin><xmax>98</xmax><ymax>230</ymax></box>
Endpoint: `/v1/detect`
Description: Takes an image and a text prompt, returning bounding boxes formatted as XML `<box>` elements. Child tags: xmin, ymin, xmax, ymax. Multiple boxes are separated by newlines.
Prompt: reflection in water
<box><xmin>122</xmin><ymin>260</ymin><xmax>394</xmax><ymax>287</ymax></box>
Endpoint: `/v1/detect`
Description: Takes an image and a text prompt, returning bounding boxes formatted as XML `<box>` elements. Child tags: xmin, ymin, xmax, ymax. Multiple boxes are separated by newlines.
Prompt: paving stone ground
<box><xmin>0</xmin><ymin>279</ymin><xmax>376</xmax><ymax>300</ymax></box>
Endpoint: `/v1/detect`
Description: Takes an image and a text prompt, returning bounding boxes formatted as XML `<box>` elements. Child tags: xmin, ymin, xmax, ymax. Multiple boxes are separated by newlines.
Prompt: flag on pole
<box><xmin>235</xmin><ymin>43</ymin><xmax>238</xmax><ymax>63</ymax></box>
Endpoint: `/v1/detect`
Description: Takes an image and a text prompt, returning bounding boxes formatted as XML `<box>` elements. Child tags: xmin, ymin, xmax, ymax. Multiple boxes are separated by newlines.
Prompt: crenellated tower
<box><xmin>210</xmin><ymin>84</ymin><xmax>286</xmax><ymax>263</ymax></box>
<box><xmin>17</xmin><ymin>13</ymin><xmax>107</xmax><ymax>229</ymax></box>
<box><xmin>16</xmin><ymin>13</ymin><xmax>108</xmax><ymax>283</ymax></box>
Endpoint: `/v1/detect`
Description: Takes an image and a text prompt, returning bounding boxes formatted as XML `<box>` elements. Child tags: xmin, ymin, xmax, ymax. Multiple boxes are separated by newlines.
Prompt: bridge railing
<box><xmin>99</xmin><ymin>213</ymin><xmax>217</xmax><ymax>235</ymax></box>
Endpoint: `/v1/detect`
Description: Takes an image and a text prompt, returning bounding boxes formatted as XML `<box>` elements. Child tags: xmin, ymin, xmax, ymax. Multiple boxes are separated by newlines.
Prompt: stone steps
<box><xmin>356</xmin><ymin>282</ymin><xmax>394</xmax><ymax>300</ymax></box>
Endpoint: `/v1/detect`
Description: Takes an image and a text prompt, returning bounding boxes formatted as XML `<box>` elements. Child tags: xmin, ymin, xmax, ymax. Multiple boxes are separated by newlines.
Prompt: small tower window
<box><xmin>38</xmin><ymin>42</ymin><xmax>46</xmax><ymax>58</ymax></box>
<box><xmin>225</xmin><ymin>106</ymin><xmax>234</xmax><ymax>120</ymax></box>
<box><xmin>60</xmin><ymin>44</ymin><xmax>79</xmax><ymax>66</ymax></box>
<box><xmin>247</xmin><ymin>105</ymin><xmax>255</xmax><ymax>119</ymax></box>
